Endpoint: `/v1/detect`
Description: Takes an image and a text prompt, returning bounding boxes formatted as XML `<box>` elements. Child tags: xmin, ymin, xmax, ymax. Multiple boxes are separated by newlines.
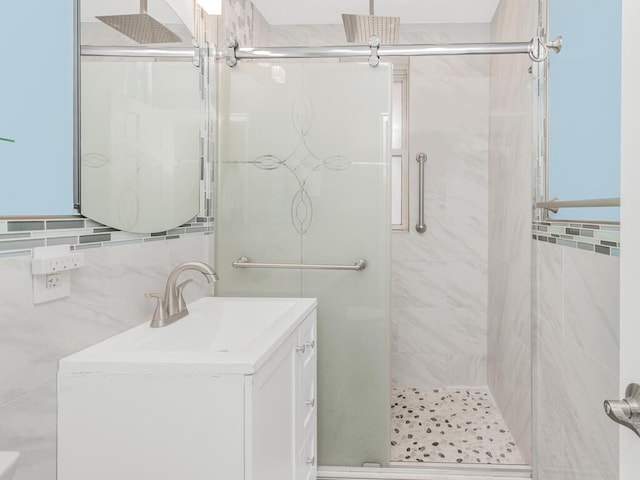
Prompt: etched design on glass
<box><xmin>81</xmin><ymin>153</ymin><xmax>110</xmax><ymax>168</ymax></box>
<box><xmin>251</xmin><ymin>95</ymin><xmax>351</xmax><ymax>234</ymax></box>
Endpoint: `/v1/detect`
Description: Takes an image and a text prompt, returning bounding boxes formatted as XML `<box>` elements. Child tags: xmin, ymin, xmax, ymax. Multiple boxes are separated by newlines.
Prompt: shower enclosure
<box><xmin>211</xmin><ymin>0</ymin><xmax>569</xmax><ymax>476</ymax></box>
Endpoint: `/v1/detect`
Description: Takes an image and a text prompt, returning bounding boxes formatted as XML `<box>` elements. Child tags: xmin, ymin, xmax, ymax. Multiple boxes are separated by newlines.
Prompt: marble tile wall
<box><xmin>534</xmin><ymin>241</ymin><xmax>619</xmax><ymax>480</ymax></box>
<box><xmin>220</xmin><ymin>0</ymin><xmax>270</xmax><ymax>47</ymax></box>
<box><xmin>392</xmin><ymin>24</ymin><xmax>490</xmax><ymax>389</ymax></box>
<box><xmin>222</xmin><ymin>0</ymin><xmax>253</xmax><ymax>46</ymax></box>
<box><xmin>488</xmin><ymin>0</ymin><xmax>537</xmax><ymax>464</ymax></box>
<box><xmin>0</xmin><ymin>235</ymin><xmax>212</xmax><ymax>480</ymax></box>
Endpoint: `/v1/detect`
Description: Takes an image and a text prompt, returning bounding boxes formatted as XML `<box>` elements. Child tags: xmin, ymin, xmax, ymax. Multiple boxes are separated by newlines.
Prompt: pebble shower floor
<box><xmin>390</xmin><ymin>386</ymin><xmax>525</xmax><ymax>465</ymax></box>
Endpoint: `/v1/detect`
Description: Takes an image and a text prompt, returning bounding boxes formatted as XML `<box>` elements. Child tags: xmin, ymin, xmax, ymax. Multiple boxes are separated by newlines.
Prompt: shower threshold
<box><xmin>318</xmin><ymin>463</ymin><xmax>532</xmax><ymax>480</ymax></box>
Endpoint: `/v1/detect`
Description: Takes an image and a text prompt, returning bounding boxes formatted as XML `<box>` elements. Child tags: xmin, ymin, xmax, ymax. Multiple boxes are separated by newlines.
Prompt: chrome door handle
<box><xmin>604</xmin><ymin>383</ymin><xmax>640</xmax><ymax>437</ymax></box>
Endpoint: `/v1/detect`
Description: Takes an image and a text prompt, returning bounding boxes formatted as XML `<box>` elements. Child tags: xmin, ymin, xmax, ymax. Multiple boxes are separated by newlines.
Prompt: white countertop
<box><xmin>59</xmin><ymin>297</ymin><xmax>317</xmax><ymax>375</ymax></box>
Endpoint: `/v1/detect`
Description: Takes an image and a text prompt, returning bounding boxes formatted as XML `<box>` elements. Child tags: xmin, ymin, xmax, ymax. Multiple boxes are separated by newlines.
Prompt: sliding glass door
<box><xmin>216</xmin><ymin>62</ymin><xmax>392</xmax><ymax>467</ymax></box>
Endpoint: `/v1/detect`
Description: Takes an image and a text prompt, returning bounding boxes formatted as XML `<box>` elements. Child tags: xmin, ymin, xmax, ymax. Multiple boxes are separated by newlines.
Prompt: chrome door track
<box><xmin>318</xmin><ymin>463</ymin><xmax>532</xmax><ymax>479</ymax></box>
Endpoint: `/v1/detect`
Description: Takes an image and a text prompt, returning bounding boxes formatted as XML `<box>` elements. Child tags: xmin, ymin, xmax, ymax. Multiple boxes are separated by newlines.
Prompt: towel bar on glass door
<box><xmin>232</xmin><ymin>256</ymin><xmax>366</xmax><ymax>271</ymax></box>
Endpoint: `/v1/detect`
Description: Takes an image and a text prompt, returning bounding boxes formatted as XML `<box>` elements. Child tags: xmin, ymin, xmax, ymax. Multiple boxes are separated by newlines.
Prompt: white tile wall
<box><xmin>488</xmin><ymin>0</ymin><xmax>537</xmax><ymax>463</ymax></box>
<box><xmin>534</xmin><ymin>241</ymin><xmax>619</xmax><ymax>480</ymax></box>
<box><xmin>0</xmin><ymin>236</ymin><xmax>212</xmax><ymax>480</ymax></box>
<box><xmin>393</xmin><ymin>24</ymin><xmax>490</xmax><ymax>389</ymax></box>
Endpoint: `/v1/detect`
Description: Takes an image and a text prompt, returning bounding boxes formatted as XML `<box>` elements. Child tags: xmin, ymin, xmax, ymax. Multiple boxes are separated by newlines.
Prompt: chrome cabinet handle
<box><xmin>306</xmin><ymin>456</ymin><xmax>315</xmax><ymax>466</ymax></box>
<box><xmin>415</xmin><ymin>152</ymin><xmax>427</xmax><ymax>234</ymax></box>
<box><xmin>306</xmin><ymin>398</ymin><xmax>315</xmax><ymax>407</ymax></box>
<box><xmin>296</xmin><ymin>341</ymin><xmax>315</xmax><ymax>354</ymax></box>
<box><xmin>604</xmin><ymin>383</ymin><xmax>640</xmax><ymax>437</ymax></box>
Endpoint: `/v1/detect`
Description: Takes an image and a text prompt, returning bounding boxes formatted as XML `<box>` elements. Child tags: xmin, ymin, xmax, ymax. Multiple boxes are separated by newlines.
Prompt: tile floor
<box><xmin>390</xmin><ymin>386</ymin><xmax>525</xmax><ymax>465</ymax></box>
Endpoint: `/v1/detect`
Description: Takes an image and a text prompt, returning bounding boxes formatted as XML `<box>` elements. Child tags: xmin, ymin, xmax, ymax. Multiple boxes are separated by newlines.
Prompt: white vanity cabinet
<box><xmin>57</xmin><ymin>297</ymin><xmax>317</xmax><ymax>480</ymax></box>
<box><xmin>244</xmin><ymin>310</ymin><xmax>317</xmax><ymax>480</ymax></box>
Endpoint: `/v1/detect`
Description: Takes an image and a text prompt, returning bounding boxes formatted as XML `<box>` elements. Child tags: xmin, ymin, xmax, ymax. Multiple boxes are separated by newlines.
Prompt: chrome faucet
<box><xmin>146</xmin><ymin>261</ymin><xmax>219</xmax><ymax>328</ymax></box>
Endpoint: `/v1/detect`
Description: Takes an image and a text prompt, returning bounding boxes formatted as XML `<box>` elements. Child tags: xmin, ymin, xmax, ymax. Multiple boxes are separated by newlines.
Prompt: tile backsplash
<box><xmin>0</xmin><ymin>216</ymin><xmax>214</xmax><ymax>257</ymax></box>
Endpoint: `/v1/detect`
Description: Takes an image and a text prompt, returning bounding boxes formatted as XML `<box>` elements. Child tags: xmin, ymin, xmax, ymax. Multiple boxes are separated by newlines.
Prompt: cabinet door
<box><xmin>245</xmin><ymin>334</ymin><xmax>296</xmax><ymax>480</ymax></box>
<box><xmin>296</xmin><ymin>421</ymin><xmax>317</xmax><ymax>480</ymax></box>
<box><xmin>58</xmin><ymin>372</ymin><xmax>244</xmax><ymax>480</ymax></box>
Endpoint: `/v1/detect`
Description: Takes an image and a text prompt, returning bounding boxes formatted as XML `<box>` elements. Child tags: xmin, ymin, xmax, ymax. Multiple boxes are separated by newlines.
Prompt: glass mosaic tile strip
<box><xmin>46</xmin><ymin>220</ymin><xmax>85</xmax><ymax>230</ymax></box>
<box><xmin>533</xmin><ymin>221</ymin><xmax>619</xmax><ymax>256</ymax></box>
<box><xmin>0</xmin><ymin>216</ymin><xmax>214</xmax><ymax>256</ymax></box>
<box><xmin>8</xmin><ymin>221</ymin><xmax>45</xmax><ymax>232</ymax></box>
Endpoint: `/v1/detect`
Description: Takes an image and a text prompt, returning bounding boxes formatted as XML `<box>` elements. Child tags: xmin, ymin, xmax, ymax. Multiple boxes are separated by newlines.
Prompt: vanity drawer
<box><xmin>296</xmin><ymin>421</ymin><xmax>317</xmax><ymax>480</ymax></box>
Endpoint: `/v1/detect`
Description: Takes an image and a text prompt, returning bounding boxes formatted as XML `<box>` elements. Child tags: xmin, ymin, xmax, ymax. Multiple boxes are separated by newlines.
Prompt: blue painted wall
<box><xmin>548</xmin><ymin>0</ymin><xmax>621</xmax><ymax>221</ymax></box>
<box><xmin>0</xmin><ymin>0</ymin><xmax>75</xmax><ymax>215</ymax></box>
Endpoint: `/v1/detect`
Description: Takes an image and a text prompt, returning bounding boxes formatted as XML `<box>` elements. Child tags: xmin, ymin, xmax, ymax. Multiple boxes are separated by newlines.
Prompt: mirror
<box><xmin>78</xmin><ymin>0</ymin><xmax>208</xmax><ymax>233</ymax></box>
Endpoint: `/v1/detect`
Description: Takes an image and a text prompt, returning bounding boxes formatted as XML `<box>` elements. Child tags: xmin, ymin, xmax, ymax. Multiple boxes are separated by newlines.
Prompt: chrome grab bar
<box><xmin>232</xmin><ymin>256</ymin><xmax>366</xmax><ymax>271</ymax></box>
<box><xmin>415</xmin><ymin>153</ymin><xmax>427</xmax><ymax>234</ymax></box>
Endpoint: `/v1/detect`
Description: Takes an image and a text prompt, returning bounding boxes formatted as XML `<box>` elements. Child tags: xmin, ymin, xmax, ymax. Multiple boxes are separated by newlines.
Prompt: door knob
<box><xmin>604</xmin><ymin>383</ymin><xmax>640</xmax><ymax>437</ymax></box>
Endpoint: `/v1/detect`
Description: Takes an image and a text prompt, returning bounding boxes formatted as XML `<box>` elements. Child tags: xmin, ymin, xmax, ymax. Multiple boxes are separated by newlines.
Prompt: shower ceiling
<box><xmin>252</xmin><ymin>0</ymin><xmax>500</xmax><ymax>26</ymax></box>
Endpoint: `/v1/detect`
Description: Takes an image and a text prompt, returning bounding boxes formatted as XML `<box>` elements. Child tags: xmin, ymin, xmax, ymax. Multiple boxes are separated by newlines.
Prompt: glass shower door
<box><xmin>216</xmin><ymin>62</ymin><xmax>391</xmax><ymax>467</ymax></box>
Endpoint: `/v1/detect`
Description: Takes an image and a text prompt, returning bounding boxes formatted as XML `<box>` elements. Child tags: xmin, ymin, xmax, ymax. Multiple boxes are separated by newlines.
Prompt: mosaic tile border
<box><xmin>0</xmin><ymin>216</ymin><xmax>214</xmax><ymax>258</ymax></box>
<box><xmin>532</xmin><ymin>221</ymin><xmax>620</xmax><ymax>257</ymax></box>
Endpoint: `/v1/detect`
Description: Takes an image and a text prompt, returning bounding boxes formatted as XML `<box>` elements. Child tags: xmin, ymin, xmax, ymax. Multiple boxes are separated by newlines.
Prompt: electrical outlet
<box><xmin>46</xmin><ymin>273</ymin><xmax>62</xmax><ymax>289</ymax></box>
<box><xmin>32</xmin><ymin>246</ymin><xmax>82</xmax><ymax>304</ymax></box>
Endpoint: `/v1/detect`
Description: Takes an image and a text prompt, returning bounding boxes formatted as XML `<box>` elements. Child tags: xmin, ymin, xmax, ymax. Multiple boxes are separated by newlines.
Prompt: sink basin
<box><xmin>59</xmin><ymin>296</ymin><xmax>317</xmax><ymax>375</ymax></box>
<box><xmin>0</xmin><ymin>452</ymin><xmax>19</xmax><ymax>480</ymax></box>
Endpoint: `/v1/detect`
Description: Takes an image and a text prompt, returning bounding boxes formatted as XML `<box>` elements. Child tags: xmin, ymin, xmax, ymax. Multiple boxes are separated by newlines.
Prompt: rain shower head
<box><xmin>96</xmin><ymin>0</ymin><xmax>181</xmax><ymax>44</ymax></box>
<box><xmin>342</xmin><ymin>0</ymin><xmax>399</xmax><ymax>44</ymax></box>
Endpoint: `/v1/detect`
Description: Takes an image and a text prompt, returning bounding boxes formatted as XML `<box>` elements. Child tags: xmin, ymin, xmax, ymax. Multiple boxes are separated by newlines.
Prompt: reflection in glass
<box><xmin>81</xmin><ymin>60</ymin><xmax>200</xmax><ymax>233</ymax></box>
<box><xmin>391</xmin><ymin>155</ymin><xmax>403</xmax><ymax>225</ymax></box>
<box><xmin>78</xmin><ymin>0</ymin><xmax>204</xmax><ymax>233</ymax></box>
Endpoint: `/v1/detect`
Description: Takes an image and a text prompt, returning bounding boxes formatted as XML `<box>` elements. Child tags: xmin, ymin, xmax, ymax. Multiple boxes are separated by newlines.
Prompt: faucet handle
<box><xmin>145</xmin><ymin>292</ymin><xmax>168</xmax><ymax>328</ymax></box>
<box><xmin>176</xmin><ymin>279</ymin><xmax>194</xmax><ymax>312</ymax></box>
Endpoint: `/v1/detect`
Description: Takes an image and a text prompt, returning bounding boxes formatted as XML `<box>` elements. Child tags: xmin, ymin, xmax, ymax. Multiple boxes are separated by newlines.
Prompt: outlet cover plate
<box><xmin>32</xmin><ymin>246</ymin><xmax>76</xmax><ymax>304</ymax></box>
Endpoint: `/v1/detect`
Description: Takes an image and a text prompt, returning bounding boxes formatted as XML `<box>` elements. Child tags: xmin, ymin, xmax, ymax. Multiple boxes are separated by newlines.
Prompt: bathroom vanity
<box><xmin>57</xmin><ymin>297</ymin><xmax>317</xmax><ymax>480</ymax></box>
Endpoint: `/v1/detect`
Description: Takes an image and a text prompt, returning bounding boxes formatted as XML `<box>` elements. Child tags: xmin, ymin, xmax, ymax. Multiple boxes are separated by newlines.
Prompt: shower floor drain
<box><xmin>390</xmin><ymin>386</ymin><xmax>525</xmax><ymax>465</ymax></box>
